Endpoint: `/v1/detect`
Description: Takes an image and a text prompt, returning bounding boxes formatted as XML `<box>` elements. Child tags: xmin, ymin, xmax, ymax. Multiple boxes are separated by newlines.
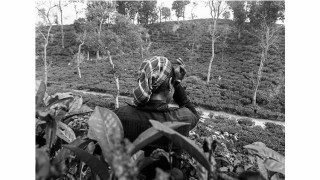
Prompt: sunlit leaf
<box><xmin>63</xmin><ymin>145</ymin><xmax>110</xmax><ymax>180</ymax></box>
<box><xmin>88</xmin><ymin>106</ymin><xmax>124</xmax><ymax>163</ymax></box>
<box><xmin>130</xmin><ymin>121</ymin><xmax>190</xmax><ymax>155</ymax></box>
<box><xmin>264</xmin><ymin>159</ymin><xmax>285</xmax><ymax>175</ymax></box>
<box><xmin>271</xmin><ymin>173</ymin><xmax>282</xmax><ymax>180</ymax></box>
<box><xmin>256</xmin><ymin>157</ymin><xmax>268</xmax><ymax>180</ymax></box>
<box><xmin>150</xmin><ymin>120</ymin><xmax>211</xmax><ymax>172</ymax></box>
<box><xmin>67</xmin><ymin>104</ymin><xmax>93</xmax><ymax>117</ymax></box>
<box><xmin>68</xmin><ymin>95</ymin><xmax>83</xmax><ymax>113</ymax></box>
<box><xmin>56</xmin><ymin>122</ymin><xmax>76</xmax><ymax>143</ymax></box>
<box><xmin>244</xmin><ymin>142</ymin><xmax>285</xmax><ymax>163</ymax></box>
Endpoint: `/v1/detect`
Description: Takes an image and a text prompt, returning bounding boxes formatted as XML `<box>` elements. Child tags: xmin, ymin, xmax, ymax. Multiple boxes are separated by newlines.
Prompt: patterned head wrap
<box><xmin>132</xmin><ymin>56</ymin><xmax>173</xmax><ymax>106</ymax></box>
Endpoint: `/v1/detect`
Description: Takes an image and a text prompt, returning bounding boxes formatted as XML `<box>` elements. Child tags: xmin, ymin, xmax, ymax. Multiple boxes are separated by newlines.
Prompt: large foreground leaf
<box><xmin>150</xmin><ymin>120</ymin><xmax>211</xmax><ymax>172</ymax></box>
<box><xmin>88</xmin><ymin>106</ymin><xmax>124</xmax><ymax>163</ymax></box>
<box><xmin>256</xmin><ymin>156</ymin><xmax>269</xmax><ymax>180</ymax></box>
<box><xmin>244</xmin><ymin>142</ymin><xmax>285</xmax><ymax>163</ymax></box>
<box><xmin>56</xmin><ymin>122</ymin><xmax>76</xmax><ymax>143</ymax></box>
<box><xmin>130</xmin><ymin>121</ymin><xmax>190</xmax><ymax>155</ymax></box>
<box><xmin>52</xmin><ymin>137</ymin><xmax>92</xmax><ymax>164</ymax></box>
<box><xmin>63</xmin><ymin>145</ymin><xmax>110</xmax><ymax>180</ymax></box>
<box><xmin>264</xmin><ymin>159</ymin><xmax>285</xmax><ymax>175</ymax></box>
<box><xmin>45</xmin><ymin>119</ymin><xmax>57</xmax><ymax>148</ymax></box>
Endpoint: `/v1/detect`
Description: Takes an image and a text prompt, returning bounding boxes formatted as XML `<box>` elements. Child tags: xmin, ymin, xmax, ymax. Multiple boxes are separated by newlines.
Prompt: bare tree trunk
<box><xmin>107</xmin><ymin>50</ymin><xmax>119</xmax><ymax>109</ymax></box>
<box><xmin>44</xmin><ymin>42</ymin><xmax>48</xmax><ymax>85</ymax></box>
<box><xmin>207</xmin><ymin>29</ymin><xmax>216</xmax><ymax>84</ymax></box>
<box><xmin>97</xmin><ymin>51</ymin><xmax>100</xmax><ymax>60</ymax></box>
<box><xmin>77</xmin><ymin>42</ymin><xmax>84</xmax><ymax>78</ymax></box>
<box><xmin>58</xmin><ymin>0</ymin><xmax>65</xmax><ymax>48</ymax></box>
<box><xmin>252</xmin><ymin>49</ymin><xmax>267</xmax><ymax>106</ymax></box>
<box><xmin>206</xmin><ymin>43</ymin><xmax>215</xmax><ymax>84</ymax></box>
<box><xmin>238</xmin><ymin>31</ymin><xmax>241</xmax><ymax>39</ymax></box>
<box><xmin>87</xmin><ymin>51</ymin><xmax>90</xmax><ymax>61</ymax></box>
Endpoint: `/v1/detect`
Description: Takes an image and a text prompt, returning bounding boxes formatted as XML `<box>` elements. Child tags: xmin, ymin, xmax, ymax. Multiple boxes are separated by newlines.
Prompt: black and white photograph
<box><xmin>34</xmin><ymin>0</ymin><xmax>287</xmax><ymax>179</ymax></box>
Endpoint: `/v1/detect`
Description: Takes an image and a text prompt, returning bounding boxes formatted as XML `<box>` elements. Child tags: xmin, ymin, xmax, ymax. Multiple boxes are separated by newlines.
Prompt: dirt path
<box><xmin>68</xmin><ymin>89</ymin><xmax>285</xmax><ymax>128</ymax></box>
<box><xmin>197</xmin><ymin>107</ymin><xmax>285</xmax><ymax>128</ymax></box>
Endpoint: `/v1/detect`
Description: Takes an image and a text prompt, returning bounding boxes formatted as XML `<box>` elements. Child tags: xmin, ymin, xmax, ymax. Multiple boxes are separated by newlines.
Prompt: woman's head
<box><xmin>132</xmin><ymin>56</ymin><xmax>176</xmax><ymax>106</ymax></box>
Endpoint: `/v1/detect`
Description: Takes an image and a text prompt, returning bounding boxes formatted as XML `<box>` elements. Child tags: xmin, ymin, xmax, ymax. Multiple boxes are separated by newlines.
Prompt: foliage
<box><xmin>172</xmin><ymin>0</ymin><xmax>190</xmax><ymax>20</ymax></box>
<box><xmin>161</xmin><ymin>7</ymin><xmax>171</xmax><ymax>21</ymax></box>
<box><xmin>247</xmin><ymin>1</ymin><xmax>285</xmax><ymax>28</ymax></box>
<box><xmin>36</xmin><ymin>78</ymin><xmax>284</xmax><ymax>179</ymax></box>
<box><xmin>36</xmin><ymin>18</ymin><xmax>285</xmax><ymax>121</ymax></box>
<box><xmin>137</xmin><ymin>1</ymin><xmax>158</xmax><ymax>25</ymax></box>
<box><xmin>244</xmin><ymin>142</ymin><xmax>285</xmax><ymax>179</ymax></box>
<box><xmin>227</xmin><ymin>1</ymin><xmax>247</xmax><ymax>38</ymax></box>
<box><xmin>237</xmin><ymin>118</ymin><xmax>255</xmax><ymax>127</ymax></box>
<box><xmin>85</xmin><ymin>0</ymin><xmax>116</xmax><ymax>26</ymax></box>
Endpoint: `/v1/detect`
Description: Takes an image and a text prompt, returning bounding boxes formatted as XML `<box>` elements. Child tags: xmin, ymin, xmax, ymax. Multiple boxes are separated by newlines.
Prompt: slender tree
<box><xmin>69</xmin><ymin>0</ymin><xmax>85</xmax><ymax>19</ymax></box>
<box><xmin>206</xmin><ymin>0</ymin><xmax>228</xmax><ymax>84</ymax></box>
<box><xmin>36</xmin><ymin>1</ymin><xmax>58</xmax><ymax>86</ymax></box>
<box><xmin>246</xmin><ymin>1</ymin><xmax>284</xmax><ymax>107</ymax></box>
<box><xmin>172</xmin><ymin>0</ymin><xmax>190</xmax><ymax>21</ymax></box>
<box><xmin>86</xmin><ymin>0</ymin><xmax>117</xmax><ymax>59</ymax></box>
<box><xmin>190</xmin><ymin>1</ymin><xmax>198</xmax><ymax>20</ymax></box>
<box><xmin>137</xmin><ymin>1</ymin><xmax>157</xmax><ymax>25</ymax></box>
<box><xmin>57</xmin><ymin>0</ymin><xmax>70</xmax><ymax>48</ymax></box>
<box><xmin>227</xmin><ymin>1</ymin><xmax>247</xmax><ymax>39</ymax></box>
<box><xmin>161</xmin><ymin>7</ymin><xmax>171</xmax><ymax>22</ymax></box>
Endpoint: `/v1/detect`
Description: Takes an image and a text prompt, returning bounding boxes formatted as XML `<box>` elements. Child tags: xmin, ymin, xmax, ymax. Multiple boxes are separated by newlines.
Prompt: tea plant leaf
<box><xmin>46</xmin><ymin>97</ymin><xmax>74</xmax><ymax>111</ymax></box>
<box><xmin>36</xmin><ymin>148</ymin><xmax>50</xmax><ymax>180</ymax></box>
<box><xmin>68</xmin><ymin>95</ymin><xmax>83</xmax><ymax>113</ymax></box>
<box><xmin>150</xmin><ymin>120</ymin><xmax>211</xmax><ymax>172</ymax></box>
<box><xmin>244</xmin><ymin>142</ymin><xmax>285</xmax><ymax>163</ymax></box>
<box><xmin>52</xmin><ymin>137</ymin><xmax>92</xmax><ymax>164</ymax></box>
<box><xmin>130</xmin><ymin>121</ymin><xmax>190</xmax><ymax>155</ymax></box>
<box><xmin>270</xmin><ymin>173</ymin><xmax>282</xmax><ymax>180</ymax></box>
<box><xmin>36</xmin><ymin>80</ymin><xmax>46</xmax><ymax>107</ymax></box>
<box><xmin>45</xmin><ymin>119</ymin><xmax>57</xmax><ymax>148</ymax></box>
<box><xmin>46</xmin><ymin>92</ymin><xmax>74</xmax><ymax>105</ymax></box>
<box><xmin>264</xmin><ymin>159</ymin><xmax>285</xmax><ymax>175</ymax></box>
<box><xmin>56</xmin><ymin>122</ymin><xmax>76</xmax><ymax>143</ymax></box>
<box><xmin>256</xmin><ymin>157</ymin><xmax>269</xmax><ymax>180</ymax></box>
<box><xmin>67</xmin><ymin>104</ymin><xmax>93</xmax><ymax>116</ymax></box>
<box><xmin>88</xmin><ymin>106</ymin><xmax>124</xmax><ymax>163</ymax></box>
<box><xmin>63</xmin><ymin>145</ymin><xmax>110</xmax><ymax>180</ymax></box>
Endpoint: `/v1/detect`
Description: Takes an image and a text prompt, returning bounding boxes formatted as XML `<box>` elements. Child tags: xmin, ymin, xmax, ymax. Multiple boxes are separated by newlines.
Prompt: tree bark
<box><xmin>206</xmin><ymin>17</ymin><xmax>217</xmax><ymax>84</ymax></box>
<box><xmin>206</xmin><ymin>38</ymin><xmax>215</xmax><ymax>84</ymax></box>
<box><xmin>44</xmin><ymin>42</ymin><xmax>48</xmax><ymax>86</ymax></box>
<box><xmin>97</xmin><ymin>50</ymin><xmax>100</xmax><ymax>60</ymax></box>
<box><xmin>77</xmin><ymin>42</ymin><xmax>84</xmax><ymax>78</ymax></box>
<box><xmin>59</xmin><ymin>1</ymin><xmax>64</xmax><ymax>48</ymax></box>
<box><xmin>252</xmin><ymin>49</ymin><xmax>267</xmax><ymax>106</ymax></box>
<box><xmin>87</xmin><ymin>51</ymin><xmax>90</xmax><ymax>61</ymax></box>
<box><xmin>107</xmin><ymin>50</ymin><xmax>119</xmax><ymax>109</ymax></box>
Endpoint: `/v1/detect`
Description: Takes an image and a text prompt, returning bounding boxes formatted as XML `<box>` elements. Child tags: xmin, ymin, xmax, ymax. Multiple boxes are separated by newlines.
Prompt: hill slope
<box><xmin>36</xmin><ymin>19</ymin><xmax>285</xmax><ymax>121</ymax></box>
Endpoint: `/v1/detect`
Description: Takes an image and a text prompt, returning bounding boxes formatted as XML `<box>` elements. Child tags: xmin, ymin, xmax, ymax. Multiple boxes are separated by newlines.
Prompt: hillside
<box><xmin>36</xmin><ymin>18</ymin><xmax>285</xmax><ymax>121</ymax></box>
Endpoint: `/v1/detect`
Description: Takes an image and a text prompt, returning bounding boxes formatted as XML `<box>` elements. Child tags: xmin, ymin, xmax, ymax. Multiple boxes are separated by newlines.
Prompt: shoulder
<box><xmin>174</xmin><ymin>107</ymin><xmax>198</xmax><ymax>119</ymax></box>
<box><xmin>114</xmin><ymin>105</ymin><xmax>137</xmax><ymax>115</ymax></box>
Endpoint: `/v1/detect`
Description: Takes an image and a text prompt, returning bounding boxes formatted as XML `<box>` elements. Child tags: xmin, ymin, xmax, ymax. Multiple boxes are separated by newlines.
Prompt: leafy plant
<box><xmin>244</xmin><ymin>142</ymin><xmax>285</xmax><ymax>180</ymax></box>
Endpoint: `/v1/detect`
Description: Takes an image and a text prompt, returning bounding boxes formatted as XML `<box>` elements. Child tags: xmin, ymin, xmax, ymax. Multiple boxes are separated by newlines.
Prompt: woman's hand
<box><xmin>174</xmin><ymin>58</ymin><xmax>186</xmax><ymax>83</ymax></box>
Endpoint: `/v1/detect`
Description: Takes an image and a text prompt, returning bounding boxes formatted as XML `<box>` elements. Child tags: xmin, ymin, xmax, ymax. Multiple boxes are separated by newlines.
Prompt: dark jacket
<box><xmin>114</xmin><ymin>84</ymin><xmax>199</xmax><ymax>154</ymax></box>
